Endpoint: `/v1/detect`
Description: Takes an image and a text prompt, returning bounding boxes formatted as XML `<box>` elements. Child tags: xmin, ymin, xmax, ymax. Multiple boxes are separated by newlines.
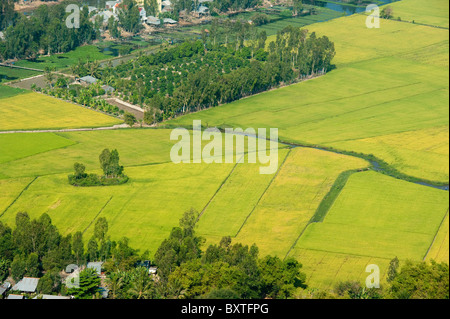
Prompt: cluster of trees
<box><xmin>0</xmin><ymin>212</ymin><xmax>142</xmax><ymax>296</ymax></box>
<box><xmin>100</xmin><ymin>24</ymin><xmax>334</xmax><ymax>124</ymax></box>
<box><xmin>1</xmin><ymin>210</ymin><xmax>449</xmax><ymax>299</ymax></box>
<box><xmin>330</xmin><ymin>257</ymin><xmax>449</xmax><ymax>299</ymax></box>
<box><xmin>152</xmin><ymin>209</ymin><xmax>306</xmax><ymax>299</ymax></box>
<box><xmin>68</xmin><ymin>149</ymin><xmax>128</xmax><ymax>186</ymax></box>
<box><xmin>0</xmin><ymin>1</ymin><xmax>98</xmax><ymax>61</ymax></box>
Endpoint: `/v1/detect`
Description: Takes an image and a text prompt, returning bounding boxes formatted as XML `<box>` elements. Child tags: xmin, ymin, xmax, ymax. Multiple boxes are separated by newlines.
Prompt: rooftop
<box><xmin>12</xmin><ymin>277</ymin><xmax>40</xmax><ymax>293</ymax></box>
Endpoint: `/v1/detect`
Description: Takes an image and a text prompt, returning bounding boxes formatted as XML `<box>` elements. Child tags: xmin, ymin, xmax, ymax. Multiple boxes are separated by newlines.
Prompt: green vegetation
<box><xmin>0</xmin><ymin>92</ymin><xmax>122</xmax><ymax>131</ymax></box>
<box><xmin>289</xmin><ymin>171</ymin><xmax>449</xmax><ymax>288</ymax></box>
<box><xmin>68</xmin><ymin>149</ymin><xmax>129</xmax><ymax>187</ymax></box>
<box><xmin>168</xmin><ymin>14</ymin><xmax>449</xmax><ymax>184</ymax></box>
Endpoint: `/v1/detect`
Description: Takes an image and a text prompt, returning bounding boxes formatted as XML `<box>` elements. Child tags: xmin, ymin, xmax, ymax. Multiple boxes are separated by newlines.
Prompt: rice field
<box><xmin>0</xmin><ymin>92</ymin><xmax>123</xmax><ymax>131</ymax></box>
<box><xmin>426</xmin><ymin>212</ymin><xmax>449</xmax><ymax>264</ymax></box>
<box><xmin>288</xmin><ymin>171</ymin><xmax>449</xmax><ymax>288</ymax></box>
<box><xmin>381</xmin><ymin>0</ymin><xmax>449</xmax><ymax>28</ymax></box>
<box><xmin>168</xmin><ymin>14</ymin><xmax>449</xmax><ymax>184</ymax></box>
<box><xmin>232</xmin><ymin>147</ymin><xmax>369</xmax><ymax>257</ymax></box>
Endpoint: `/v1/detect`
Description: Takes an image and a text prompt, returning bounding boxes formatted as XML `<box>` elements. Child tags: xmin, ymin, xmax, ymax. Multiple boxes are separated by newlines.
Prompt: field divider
<box><xmin>82</xmin><ymin>196</ymin><xmax>113</xmax><ymax>234</ymax></box>
<box><xmin>423</xmin><ymin>208</ymin><xmax>449</xmax><ymax>261</ymax></box>
<box><xmin>196</xmin><ymin>155</ymin><xmax>244</xmax><ymax>223</ymax></box>
<box><xmin>0</xmin><ymin>176</ymin><xmax>38</xmax><ymax>218</ymax></box>
<box><xmin>283</xmin><ymin>168</ymin><xmax>366</xmax><ymax>261</ymax></box>
<box><xmin>234</xmin><ymin>148</ymin><xmax>292</xmax><ymax>237</ymax></box>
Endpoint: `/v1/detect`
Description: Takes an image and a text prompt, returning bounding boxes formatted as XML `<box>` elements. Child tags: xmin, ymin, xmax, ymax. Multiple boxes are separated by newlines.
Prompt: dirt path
<box><xmin>0</xmin><ymin>123</ymin><xmax>129</xmax><ymax>134</ymax></box>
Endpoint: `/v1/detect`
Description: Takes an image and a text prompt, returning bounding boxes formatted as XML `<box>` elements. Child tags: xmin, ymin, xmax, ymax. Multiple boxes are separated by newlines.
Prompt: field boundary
<box><xmin>82</xmin><ymin>196</ymin><xmax>114</xmax><ymax>234</ymax></box>
<box><xmin>423</xmin><ymin>208</ymin><xmax>449</xmax><ymax>261</ymax></box>
<box><xmin>196</xmin><ymin>156</ymin><xmax>243</xmax><ymax>223</ymax></box>
<box><xmin>283</xmin><ymin>168</ymin><xmax>366</xmax><ymax>260</ymax></box>
<box><xmin>234</xmin><ymin>148</ymin><xmax>292</xmax><ymax>237</ymax></box>
<box><xmin>0</xmin><ymin>177</ymin><xmax>38</xmax><ymax>218</ymax></box>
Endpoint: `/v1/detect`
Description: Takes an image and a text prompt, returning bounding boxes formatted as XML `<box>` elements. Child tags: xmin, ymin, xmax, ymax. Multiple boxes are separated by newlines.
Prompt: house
<box><xmin>146</xmin><ymin>16</ymin><xmax>161</xmax><ymax>26</ymax></box>
<box><xmin>7</xmin><ymin>294</ymin><xmax>24</xmax><ymax>299</ymax></box>
<box><xmin>0</xmin><ymin>282</ymin><xmax>11</xmax><ymax>298</ymax></box>
<box><xmin>102</xmin><ymin>85</ymin><xmax>115</xmax><ymax>94</ymax></box>
<box><xmin>12</xmin><ymin>277</ymin><xmax>40</xmax><ymax>293</ymax></box>
<box><xmin>197</xmin><ymin>5</ymin><xmax>209</xmax><ymax>16</ymax></box>
<box><xmin>139</xmin><ymin>7</ymin><xmax>147</xmax><ymax>21</ymax></box>
<box><xmin>33</xmin><ymin>294</ymin><xmax>71</xmax><ymax>299</ymax></box>
<box><xmin>79</xmin><ymin>75</ymin><xmax>98</xmax><ymax>86</ymax></box>
<box><xmin>163</xmin><ymin>18</ymin><xmax>177</xmax><ymax>25</ymax></box>
<box><xmin>87</xmin><ymin>261</ymin><xmax>104</xmax><ymax>275</ymax></box>
<box><xmin>148</xmin><ymin>267</ymin><xmax>158</xmax><ymax>275</ymax></box>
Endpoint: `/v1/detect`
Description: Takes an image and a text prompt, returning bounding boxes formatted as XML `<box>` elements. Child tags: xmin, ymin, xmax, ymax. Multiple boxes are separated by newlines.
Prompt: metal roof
<box><xmin>33</xmin><ymin>294</ymin><xmax>71</xmax><ymax>299</ymax></box>
<box><xmin>79</xmin><ymin>75</ymin><xmax>98</xmax><ymax>84</ymax></box>
<box><xmin>12</xmin><ymin>277</ymin><xmax>39</xmax><ymax>293</ymax></box>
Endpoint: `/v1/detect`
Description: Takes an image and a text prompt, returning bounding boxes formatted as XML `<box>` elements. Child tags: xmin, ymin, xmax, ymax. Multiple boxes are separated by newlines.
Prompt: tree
<box><xmin>74</xmin><ymin>163</ymin><xmax>87</xmax><ymax>179</ymax></box>
<box><xmin>389</xmin><ymin>260</ymin><xmax>449</xmax><ymax>299</ymax></box>
<box><xmin>128</xmin><ymin>267</ymin><xmax>156</xmax><ymax>299</ymax></box>
<box><xmin>87</xmin><ymin>237</ymin><xmax>99</xmax><ymax>262</ymax></box>
<box><xmin>67</xmin><ymin>268</ymin><xmax>101</xmax><ymax>299</ymax></box>
<box><xmin>94</xmin><ymin>217</ymin><xmax>109</xmax><ymax>243</ymax></box>
<box><xmin>387</xmin><ymin>256</ymin><xmax>399</xmax><ymax>282</ymax></box>
<box><xmin>124</xmin><ymin>112</ymin><xmax>137</xmax><ymax>127</ymax></box>
<box><xmin>99</xmin><ymin>149</ymin><xmax>124</xmax><ymax>178</ymax></box>
<box><xmin>118</xmin><ymin>0</ymin><xmax>143</xmax><ymax>34</ymax></box>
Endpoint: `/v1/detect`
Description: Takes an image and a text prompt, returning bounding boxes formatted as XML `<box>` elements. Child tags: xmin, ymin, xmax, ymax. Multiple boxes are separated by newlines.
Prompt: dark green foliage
<box><xmin>69</xmin><ymin>149</ymin><xmax>128</xmax><ymax>186</ymax></box>
<box><xmin>1</xmin><ymin>3</ymin><xmax>97</xmax><ymax>61</ymax></box>
<box><xmin>389</xmin><ymin>260</ymin><xmax>449</xmax><ymax>299</ymax></box>
<box><xmin>124</xmin><ymin>112</ymin><xmax>137</xmax><ymax>127</ymax></box>
<box><xmin>67</xmin><ymin>267</ymin><xmax>102</xmax><ymax>299</ymax></box>
<box><xmin>387</xmin><ymin>256</ymin><xmax>400</xmax><ymax>283</ymax></box>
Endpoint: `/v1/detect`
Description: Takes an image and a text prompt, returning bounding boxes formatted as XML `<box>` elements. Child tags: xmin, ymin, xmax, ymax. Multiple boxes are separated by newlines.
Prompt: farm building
<box><xmin>146</xmin><ymin>16</ymin><xmax>161</xmax><ymax>26</ymax></box>
<box><xmin>79</xmin><ymin>75</ymin><xmax>98</xmax><ymax>86</ymax></box>
<box><xmin>0</xmin><ymin>282</ymin><xmax>11</xmax><ymax>298</ymax></box>
<box><xmin>163</xmin><ymin>18</ymin><xmax>178</xmax><ymax>25</ymax></box>
<box><xmin>12</xmin><ymin>277</ymin><xmax>40</xmax><ymax>293</ymax></box>
<box><xmin>33</xmin><ymin>294</ymin><xmax>71</xmax><ymax>299</ymax></box>
<box><xmin>102</xmin><ymin>85</ymin><xmax>115</xmax><ymax>94</ymax></box>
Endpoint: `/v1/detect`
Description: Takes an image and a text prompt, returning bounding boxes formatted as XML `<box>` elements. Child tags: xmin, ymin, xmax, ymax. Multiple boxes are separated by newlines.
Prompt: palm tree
<box><xmin>106</xmin><ymin>271</ymin><xmax>124</xmax><ymax>299</ymax></box>
<box><xmin>127</xmin><ymin>267</ymin><xmax>155</xmax><ymax>299</ymax></box>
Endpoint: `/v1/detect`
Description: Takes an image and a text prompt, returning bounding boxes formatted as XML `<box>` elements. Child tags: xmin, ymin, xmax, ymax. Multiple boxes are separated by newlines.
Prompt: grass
<box><xmin>426</xmin><ymin>212</ymin><xmax>449</xmax><ymax>264</ymax></box>
<box><xmin>381</xmin><ymin>0</ymin><xmax>450</xmax><ymax>28</ymax></box>
<box><xmin>0</xmin><ymin>85</ymin><xmax>27</xmax><ymax>99</ymax></box>
<box><xmin>0</xmin><ymin>66</ymin><xmax>41</xmax><ymax>83</ymax></box>
<box><xmin>231</xmin><ymin>147</ymin><xmax>369</xmax><ymax>257</ymax></box>
<box><xmin>167</xmin><ymin>14</ymin><xmax>449</xmax><ymax>183</ymax></box>
<box><xmin>0</xmin><ymin>92</ymin><xmax>122</xmax><ymax>131</ymax></box>
<box><xmin>288</xmin><ymin>171</ymin><xmax>449</xmax><ymax>288</ymax></box>
<box><xmin>14</xmin><ymin>45</ymin><xmax>116</xmax><ymax>71</ymax></box>
<box><xmin>0</xmin><ymin>133</ymin><xmax>76</xmax><ymax>164</ymax></box>
<box><xmin>256</xmin><ymin>8</ymin><xmax>343</xmax><ymax>36</ymax></box>
<box><xmin>196</xmin><ymin>150</ymin><xmax>290</xmax><ymax>245</ymax></box>
<box><xmin>0</xmin><ymin>162</ymin><xmax>236</xmax><ymax>254</ymax></box>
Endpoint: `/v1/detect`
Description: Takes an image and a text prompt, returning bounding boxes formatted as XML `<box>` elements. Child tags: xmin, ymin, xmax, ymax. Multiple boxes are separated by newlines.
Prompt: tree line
<box><xmin>98</xmin><ymin>23</ymin><xmax>335</xmax><ymax>124</ymax></box>
<box><xmin>0</xmin><ymin>1</ymin><xmax>98</xmax><ymax>61</ymax></box>
<box><xmin>0</xmin><ymin>210</ymin><xmax>448</xmax><ymax>299</ymax></box>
